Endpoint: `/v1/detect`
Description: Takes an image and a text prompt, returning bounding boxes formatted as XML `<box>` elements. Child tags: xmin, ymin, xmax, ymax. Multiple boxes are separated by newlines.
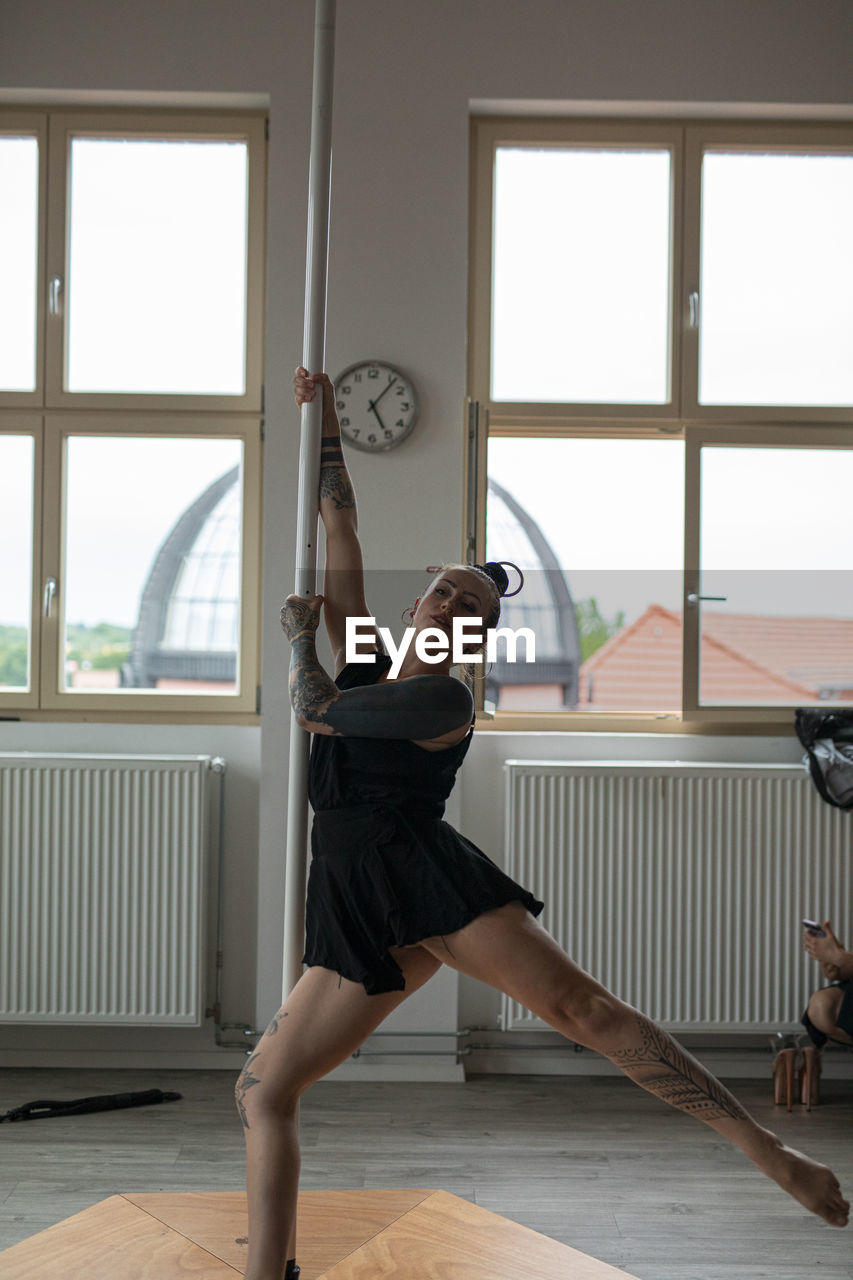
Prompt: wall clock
<box><xmin>333</xmin><ymin>361</ymin><xmax>419</xmax><ymax>452</ymax></box>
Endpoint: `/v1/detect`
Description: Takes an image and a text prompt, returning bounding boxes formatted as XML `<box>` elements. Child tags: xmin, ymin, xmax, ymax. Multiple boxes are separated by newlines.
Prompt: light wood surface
<box><xmin>320</xmin><ymin>1189</ymin><xmax>642</xmax><ymax>1280</ymax></box>
<box><xmin>123</xmin><ymin>1188</ymin><xmax>435</xmax><ymax>1276</ymax></box>
<box><xmin>0</xmin><ymin>1194</ymin><xmax>240</xmax><ymax>1278</ymax></box>
<box><xmin>0</xmin><ymin>1188</ymin><xmax>638</xmax><ymax>1279</ymax></box>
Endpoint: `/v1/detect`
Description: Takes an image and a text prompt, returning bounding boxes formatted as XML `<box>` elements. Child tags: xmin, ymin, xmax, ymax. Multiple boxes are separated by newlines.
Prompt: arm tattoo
<box><xmin>609</xmin><ymin>1014</ymin><xmax>749</xmax><ymax>1123</ymax></box>
<box><xmin>319</xmin><ymin>463</ymin><xmax>356</xmax><ymax>510</ymax></box>
<box><xmin>289</xmin><ymin>632</ymin><xmax>474</xmax><ymax>739</ymax></box>
<box><xmin>319</xmin><ymin>434</ymin><xmax>354</xmax><ymax>509</ymax></box>
<box><xmin>321</xmin><ymin>435</ymin><xmax>345</xmax><ymax>462</ymax></box>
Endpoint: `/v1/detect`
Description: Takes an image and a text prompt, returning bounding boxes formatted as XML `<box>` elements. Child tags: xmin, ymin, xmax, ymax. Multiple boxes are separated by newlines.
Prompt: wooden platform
<box><xmin>0</xmin><ymin>1188</ymin><xmax>642</xmax><ymax>1278</ymax></box>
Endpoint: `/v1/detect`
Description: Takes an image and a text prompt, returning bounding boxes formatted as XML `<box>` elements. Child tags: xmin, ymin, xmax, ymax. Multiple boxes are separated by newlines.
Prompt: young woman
<box><xmin>803</xmin><ymin>918</ymin><xmax>853</xmax><ymax>1047</ymax></box>
<box><xmin>236</xmin><ymin>369</ymin><xmax>848</xmax><ymax>1280</ymax></box>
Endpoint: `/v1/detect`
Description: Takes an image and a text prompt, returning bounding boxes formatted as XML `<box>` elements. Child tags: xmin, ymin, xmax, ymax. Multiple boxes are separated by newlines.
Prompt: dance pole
<box><xmin>282</xmin><ymin>0</ymin><xmax>337</xmax><ymax>1001</ymax></box>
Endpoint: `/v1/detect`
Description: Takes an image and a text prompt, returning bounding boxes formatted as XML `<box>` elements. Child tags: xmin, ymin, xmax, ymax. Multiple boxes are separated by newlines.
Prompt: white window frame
<box><xmin>683</xmin><ymin>423</ymin><xmax>853</xmax><ymax>726</ymax></box>
<box><xmin>0</xmin><ymin>113</ymin><xmax>48</xmax><ymax>411</ymax></box>
<box><xmin>0</xmin><ymin>415</ymin><xmax>42</xmax><ymax>713</ymax></box>
<box><xmin>0</xmin><ymin>108</ymin><xmax>266</xmax><ymax>722</ymax></box>
<box><xmin>469</xmin><ymin>116</ymin><xmax>853</xmax><ymax>733</ymax></box>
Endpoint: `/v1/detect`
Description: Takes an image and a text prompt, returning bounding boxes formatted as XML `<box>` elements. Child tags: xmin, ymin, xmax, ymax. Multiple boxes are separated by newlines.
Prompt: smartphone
<box><xmin>803</xmin><ymin>919</ymin><xmax>827</xmax><ymax>937</ymax></box>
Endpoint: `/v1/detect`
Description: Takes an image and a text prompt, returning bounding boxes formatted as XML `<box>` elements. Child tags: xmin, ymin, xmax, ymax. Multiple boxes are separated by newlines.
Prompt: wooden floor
<box><xmin>0</xmin><ymin>1069</ymin><xmax>851</xmax><ymax>1279</ymax></box>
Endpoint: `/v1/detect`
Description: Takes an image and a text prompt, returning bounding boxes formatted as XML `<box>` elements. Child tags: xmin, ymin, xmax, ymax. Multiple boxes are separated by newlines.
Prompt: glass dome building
<box><xmin>121</xmin><ymin>465</ymin><xmax>241</xmax><ymax>689</ymax></box>
<box><xmin>120</xmin><ymin>467</ymin><xmax>578</xmax><ymax>708</ymax></box>
<box><xmin>485</xmin><ymin>477</ymin><xmax>580</xmax><ymax>710</ymax></box>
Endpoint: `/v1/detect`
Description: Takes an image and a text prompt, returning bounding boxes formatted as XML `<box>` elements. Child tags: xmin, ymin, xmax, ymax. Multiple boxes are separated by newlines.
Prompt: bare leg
<box><xmin>236</xmin><ymin>945</ymin><xmax>441</xmax><ymax>1280</ymax></box>
<box><xmin>420</xmin><ymin>903</ymin><xmax>849</xmax><ymax>1228</ymax></box>
<box><xmin>807</xmin><ymin>986</ymin><xmax>853</xmax><ymax>1045</ymax></box>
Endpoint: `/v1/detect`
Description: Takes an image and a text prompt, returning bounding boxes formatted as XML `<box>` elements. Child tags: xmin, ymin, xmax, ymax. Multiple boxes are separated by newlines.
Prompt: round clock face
<box><xmin>334</xmin><ymin>361</ymin><xmax>418</xmax><ymax>452</ymax></box>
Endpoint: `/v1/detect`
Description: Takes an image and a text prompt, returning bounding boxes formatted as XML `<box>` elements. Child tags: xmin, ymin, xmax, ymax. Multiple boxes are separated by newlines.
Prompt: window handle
<box><xmin>687</xmin><ymin>592</ymin><xmax>727</xmax><ymax>608</ymax></box>
<box><xmin>43</xmin><ymin>576</ymin><xmax>57</xmax><ymax>619</ymax></box>
<box><xmin>49</xmin><ymin>276</ymin><xmax>63</xmax><ymax>316</ymax></box>
<box><xmin>688</xmin><ymin>290</ymin><xmax>700</xmax><ymax>329</ymax></box>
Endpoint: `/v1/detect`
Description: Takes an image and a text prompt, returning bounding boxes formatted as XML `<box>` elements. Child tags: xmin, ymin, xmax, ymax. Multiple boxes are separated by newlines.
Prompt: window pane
<box><xmin>63</xmin><ymin>436</ymin><xmax>243</xmax><ymax>694</ymax></box>
<box><xmin>67</xmin><ymin>138</ymin><xmax>249</xmax><ymax>395</ymax></box>
<box><xmin>0</xmin><ymin>436</ymin><xmax>34</xmax><ymax>690</ymax></box>
<box><xmin>492</xmin><ymin>148</ymin><xmax>672</xmax><ymax>403</ymax></box>
<box><xmin>0</xmin><ymin>137</ymin><xmax>38</xmax><ymax>392</ymax></box>
<box><xmin>699</xmin><ymin>447</ymin><xmax>853</xmax><ymax>705</ymax></box>
<box><xmin>487</xmin><ymin>437</ymin><xmax>684</xmax><ymax>712</ymax></box>
<box><xmin>700</xmin><ymin>153</ymin><xmax>853</xmax><ymax>406</ymax></box>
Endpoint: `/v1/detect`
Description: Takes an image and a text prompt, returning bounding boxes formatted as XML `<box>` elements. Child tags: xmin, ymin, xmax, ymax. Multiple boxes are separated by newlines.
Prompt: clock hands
<box><xmin>368</xmin><ymin>376</ymin><xmax>398</xmax><ymax>414</ymax></box>
<box><xmin>368</xmin><ymin>402</ymin><xmax>388</xmax><ymax>432</ymax></box>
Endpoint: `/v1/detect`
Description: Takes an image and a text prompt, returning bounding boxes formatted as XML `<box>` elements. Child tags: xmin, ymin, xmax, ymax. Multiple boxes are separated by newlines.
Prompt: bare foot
<box><xmin>752</xmin><ymin>1133</ymin><xmax>849</xmax><ymax>1226</ymax></box>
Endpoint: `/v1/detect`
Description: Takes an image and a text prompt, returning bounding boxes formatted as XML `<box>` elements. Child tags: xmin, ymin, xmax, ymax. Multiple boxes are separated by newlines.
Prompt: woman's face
<box><xmin>412</xmin><ymin>570</ymin><xmax>491</xmax><ymax>653</ymax></box>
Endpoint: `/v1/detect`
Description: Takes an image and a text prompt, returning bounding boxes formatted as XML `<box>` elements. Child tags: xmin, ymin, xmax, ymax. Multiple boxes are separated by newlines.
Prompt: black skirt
<box><xmin>303</xmin><ymin>802</ymin><xmax>544</xmax><ymax>995</ymax></box>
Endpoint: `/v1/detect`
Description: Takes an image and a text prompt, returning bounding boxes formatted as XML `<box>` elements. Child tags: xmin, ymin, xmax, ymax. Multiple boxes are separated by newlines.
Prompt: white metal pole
<box><xmin>282</xmin><ymin>0</ymin><xmax>337</xmax><ymax>1001</ymax></box>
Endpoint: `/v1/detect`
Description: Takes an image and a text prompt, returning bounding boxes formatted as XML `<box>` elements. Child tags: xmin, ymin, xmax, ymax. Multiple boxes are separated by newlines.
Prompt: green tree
<box><xmin>0</xmin><ymin>626</ymin><xmax>28</xmax><ymax>688</ymax></box>
<box><xmin>575</xmin><ymin>598</ymin><xmax>626</xmax><ymax>664</ymax></box>
<box><xmin>65</xmin><ymin>622</ymin><xmax>132</xmax><ymax>671</ymax></box>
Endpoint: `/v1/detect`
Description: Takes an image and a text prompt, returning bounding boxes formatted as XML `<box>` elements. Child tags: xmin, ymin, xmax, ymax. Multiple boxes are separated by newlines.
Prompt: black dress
<box><xmin>304</xmin><ymin>655</ymin><xmax>544</xmax><ymax>995</ymax></box>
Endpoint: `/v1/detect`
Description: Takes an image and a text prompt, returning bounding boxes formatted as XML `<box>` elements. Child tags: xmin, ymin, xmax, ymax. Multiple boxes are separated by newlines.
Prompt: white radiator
<box><xmin>502</xmin><ymin>761</ymin><xmax>852</xmax><ymax>1034</ymax></box>
<box><xmin>0</xmin><ymin>753</ymin><xmax>219</xmax><ymax>1026</ymax></box>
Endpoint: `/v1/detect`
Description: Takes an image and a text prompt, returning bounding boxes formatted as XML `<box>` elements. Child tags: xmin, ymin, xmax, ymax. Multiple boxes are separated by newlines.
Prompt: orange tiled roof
<box><xmin>576</xmin><ymin>605</ymin><xmax>853</xmax><ymax>711</ymax></box>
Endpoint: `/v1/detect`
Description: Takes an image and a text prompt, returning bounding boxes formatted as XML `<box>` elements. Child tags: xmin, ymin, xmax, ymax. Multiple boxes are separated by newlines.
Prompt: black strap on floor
<box><xmin>0</xmin><ymin>1088</ymin><xmax>182</xmax><ymax>1122</ymax></box>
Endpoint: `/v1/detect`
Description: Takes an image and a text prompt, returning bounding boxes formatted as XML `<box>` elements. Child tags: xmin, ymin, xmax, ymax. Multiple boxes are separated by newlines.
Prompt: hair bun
<box><xmin>477</xmin><ymin>561</ymin><xmax>523</xmax><ymax>598</ymax></box>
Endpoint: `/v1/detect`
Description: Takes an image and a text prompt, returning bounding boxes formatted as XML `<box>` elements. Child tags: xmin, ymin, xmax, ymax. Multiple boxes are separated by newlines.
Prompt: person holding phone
<box><xmin>803</xmin><ymin>919</ymin><xmax>853</xmax><ymax>1047</ymax></box>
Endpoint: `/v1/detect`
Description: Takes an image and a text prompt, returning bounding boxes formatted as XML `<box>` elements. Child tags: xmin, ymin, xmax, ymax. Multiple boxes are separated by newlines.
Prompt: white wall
<box><xmin>1</xmin><ymin>0</ymin><xmax>850</xmax><ymax>1068</ymax></box>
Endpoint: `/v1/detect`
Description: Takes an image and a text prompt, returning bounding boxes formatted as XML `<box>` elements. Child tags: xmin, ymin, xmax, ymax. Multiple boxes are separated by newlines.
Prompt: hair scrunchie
<box><xmin>475</xmin><ymin>561</ymin><xmax>524</xmax><ymax>598</ymax></box>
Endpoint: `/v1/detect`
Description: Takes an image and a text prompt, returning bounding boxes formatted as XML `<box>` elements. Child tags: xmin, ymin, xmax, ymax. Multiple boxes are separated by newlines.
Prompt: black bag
<box><xmin>795</xmin><ymin>709</ymin><xmax>853</xmax><ymax>811</ymax></box>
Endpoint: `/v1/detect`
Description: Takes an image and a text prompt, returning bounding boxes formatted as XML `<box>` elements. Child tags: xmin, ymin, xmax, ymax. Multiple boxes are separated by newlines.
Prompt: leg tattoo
<box><xmin>235</xmin><ymin>1049</ymin><xmax>262</xmax><ymax>1130</ymax></box>
<box><xmin>609</xmin><ymin>1014</ymin><xmax>748</xmax><ymax>1122</ymax></box>
<box><xmin>234</xmin><ymin>1011</ymin><xmax>289</xmax><ymax>1130</ymax></box>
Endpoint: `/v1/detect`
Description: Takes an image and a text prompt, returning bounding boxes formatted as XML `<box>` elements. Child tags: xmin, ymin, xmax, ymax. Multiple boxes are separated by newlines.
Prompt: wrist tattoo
<box><xmin>281</xmin><ymin>600</ymin><xmax>318</xmax><ymax>641</ymax></box>
<box><xmin>321</xmin><ymin>438</ymin><xmax>345</xmax><ymax>464</ymax></box>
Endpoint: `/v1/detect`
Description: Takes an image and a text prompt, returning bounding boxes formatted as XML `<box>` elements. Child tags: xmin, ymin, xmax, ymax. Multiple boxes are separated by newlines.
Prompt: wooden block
<box><xmin>0</xmin><ymin>1195</ymin><xmax>240</xmax><ymax>1279</ymax></box>
<box><xmin>123</xmin><ymin>1188</ymin><xmax>434</xmax><ymax>1277</ymax></box>
<box><xmin>318</xmin><ymin>1190</ymin><xmax>642</xmax><ymax>1280</ymax></box>
<box><xmin>0</xmin><ymin>1189</ymin><xmax>643</xmax><ymax>1280</ymax></box>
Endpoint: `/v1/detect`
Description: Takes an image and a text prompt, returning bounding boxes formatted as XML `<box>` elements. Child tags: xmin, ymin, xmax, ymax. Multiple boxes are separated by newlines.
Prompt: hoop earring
<box><xmin>470</xmin><ymin>662</ymin><xmax>494</xmax><ymax>681</ymax></box>
<box><xmin>401</xmin><ymin>606</ymin><xmax>416</xmax><ymax>622</ymax></box>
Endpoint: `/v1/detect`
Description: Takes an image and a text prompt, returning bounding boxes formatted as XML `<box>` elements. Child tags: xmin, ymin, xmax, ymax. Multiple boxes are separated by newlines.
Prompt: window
<box><xmin>0</xmin><ymin>110</ymin><xmax>265</xmax><ymax>718</ymax></box>
<box><xmin>469</xmin><ymin>118</ymin><xmax>853</xmax><ymax>729</ymax></box>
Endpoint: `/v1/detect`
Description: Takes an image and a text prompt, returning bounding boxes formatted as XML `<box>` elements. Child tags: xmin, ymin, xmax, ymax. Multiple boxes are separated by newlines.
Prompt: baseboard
<box><xmin>0</xmin><ymin>1049</ymin><xmax>465</xmax><ymax>1082</ymax></box>
<box><xmin>0</xmin><ymin>1049</ymin><xmax>249</xmax><ymax>1070</ymax></box>
<box><xmin>464</xmin><ymin>1046</ymin><xmax>853</xmax><ymax>1080</ymax></box>
<box><xmin>324</xmin><ymin>1057</ymin><xmax>466</xmax><ymax>1083</ymax></box>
